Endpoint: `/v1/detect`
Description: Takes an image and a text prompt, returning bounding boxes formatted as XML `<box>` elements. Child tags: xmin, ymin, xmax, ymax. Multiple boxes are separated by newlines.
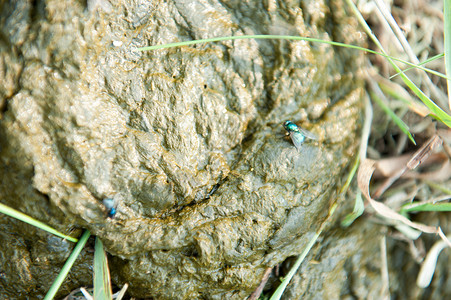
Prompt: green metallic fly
<box><xmin>103</xmin><ymin>198</ymin><xmax>117</xmax><ymax>218</ymax></box>
<box><xmin>284</xmin><ymin>120</ymin><xmax>317</xmax><ymax>151</ymax></box>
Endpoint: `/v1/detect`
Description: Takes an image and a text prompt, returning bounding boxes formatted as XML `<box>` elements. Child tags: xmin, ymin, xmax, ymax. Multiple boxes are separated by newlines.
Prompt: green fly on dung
<box><xmin>283</xmin><ymin>120</ymin><xmax>317</xmax><ymax>151</ymax></box>
<box><xmin>103</xmin><ymin>198</ymin><xmax>117</xmax><ymax>218</ymax></box>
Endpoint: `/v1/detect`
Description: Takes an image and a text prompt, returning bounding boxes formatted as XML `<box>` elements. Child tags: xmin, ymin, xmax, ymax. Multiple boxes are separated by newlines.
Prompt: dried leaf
<box><xmin>406</xmin><ymin>135</ymin><xmax>442</xmax><ymax>169</ymax></box>
<box><xmin>405</xmin><ymin>155</ymin><xmax>451</xmax><ymax>181</ymax></box>
<box><xmin>358</xmin><ymin>159</ymin><xmax>439</xmax><ymax>235</ymax></box>
<box><xmin>373</xmin><ymin>135</ymin><xmax>443</xmax><ymax>198</ymax></box>
<box><xmin>375</xmin><ymin>155</ymin><xmax>411</xmax><ymax>177</ymax></box>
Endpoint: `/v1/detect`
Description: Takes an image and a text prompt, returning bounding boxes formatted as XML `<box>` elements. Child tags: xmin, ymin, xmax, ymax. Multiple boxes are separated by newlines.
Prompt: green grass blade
<box><xmin>138</xmin><ymin>33</ymin><xmax>451</xmax><ymax>123</ymax></box>
<box><xmin>139</xmin><ymin>35</ymin><xmax>449</xmax><ymax>81</ymax></box>
<box><xmin>370</xmin><ymin>90</ymin><xmax>416</xmax><ymax>144</ymax></box>
<box><xmin>345</xmin><ymin>0</ymin><xmax>451</xmax><ymax>128</ymax></box>
<box><xmin>401</xmin><ymin>202</ymin><xmax>451</xmax><ymax>213</ymax></box>
<box><xmin>94</xmin><ymin>237</ymin><xmax>113</xmax><ymax>300</ymax></box>
<box><xmin>341</xmin><ymin>192</ymin><xmax>365</xmax><ymax>227</ymax></box>
<box><xmin>137</xmin><ymin>35</ymin><xmax>368</xmax><ymax>51</ymax></box>
<box><xmin>377</xmin><ymin>81</ymin><xmax>420</xmax><ymax>106</ymax></box>
<box><xmin>0</xmin><ymin>202</ymin><xmax>78</xmax><ymax>243</ymax></box>
<box><xmin>269</xmin><ymin>204</ymin><xmax>338</xmax><ymax>300</ymax></box>
<box><xmin>269</xmin><ymin>156</ymin><xmax>359</xmax><ymax>299</ymax></box>
<box><xmin>425</xmin><ymin>180</ymin><xmax>451</xmax><ymax>195</ymax></box>
<box><xmin>444</xmin><ymin>0</ymin><xmax>451</xmax><ymax>107</ymax></box>
<box><xmin>390</xmin><ymin>53</ymin><xmax>447</xmax><ymax>80</ymax></box>
<box><xmin>44</xmin><ymin>230</ymin><xmax>91</xmax><ymax>300</ymax></box>
<box><xmin>136</xmin><ymin>35</ymin><xmax>442</xmax><ymax>77</ymax></box>
<box><xmin>269</xmin><ymin>231</ymin><xmax>321</xmax><ymax>300</ymax></box>
<box><xmin>399</xmin><ymin>73</ymin><xmax>451</xmax><ymax>127</ymax></box>
<box><xmin>340</xmin><ymin>156</ymin><xmax>360</xmax><ymax>194</ymax></box>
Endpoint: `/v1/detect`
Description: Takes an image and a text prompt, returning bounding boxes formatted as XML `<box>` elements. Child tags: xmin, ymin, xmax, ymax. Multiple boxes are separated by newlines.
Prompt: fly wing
<box><xmin>103</xmin><ymin>198</ymin><xmax>115</xmax><ymax>210</ymax></box>
<box><xmin>103</xmin><ymin>197</ymin><xmax>118</xmax><ymax>218</ymax></box>
<box><xmin>298</xmin><ymin>127</ymin><xmax>317</xmax><ymax>140</ymax></box>
<box><xmin>290</xmin><ymin>131</ymin><xmax>306</xmax><ymax>151</ymax></box>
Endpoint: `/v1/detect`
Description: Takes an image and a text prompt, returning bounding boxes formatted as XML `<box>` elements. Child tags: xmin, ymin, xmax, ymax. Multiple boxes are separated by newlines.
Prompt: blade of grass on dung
<box><xmin>444</xmin><ymin>0</ymin><xmax>451</xmax><ymax>109</ymax></box>
<box><xmin>94</xmin><ymin>237</ymin><xmax>113</xmax><ymax>300</ymax></box>
<box><xmin>44</xmin><ymin>230</ymin><xmax>91</xmax><ymax>300</ymax></box>
<box><xmin>269</xmin><ymin>232</ymin><xmax>320</xmax><ymax>300</ymax></box>
<box><xmin>136</xmin><ymin>34</ymin><xmax>447</xmax><ymax>78</ymax></box>
<box><xmin>269</xmin><ymin>204</ymin><xmax>338</xmax><ymax>300</ymax></box>
<box><xmin>0</xmin><ymin>202</ymin><xmax>78</xmax><ymax>243</ymax></box>
<box><xmin>138</xmin><ymin>25</ymin><xmax>451</xmax><ymax>128</ymax></box>
<box><xmin>137</xmin><ymin>35</ymin><xmax>442</xmax><ymax>78</ymax></box>
<box><xmin>138</xmin><ymin>10</ymin><xmax>451</xmax><ymax>126</ymax></box>
<box><xmin>270</xmin><ymin>152</ymin><xmax>359</xmax><ymax>298</ymax></box>
<box><xmin>137</xmin><ymin>35</ymin><xmax>369</xmax><ymax>52</ymax></box>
